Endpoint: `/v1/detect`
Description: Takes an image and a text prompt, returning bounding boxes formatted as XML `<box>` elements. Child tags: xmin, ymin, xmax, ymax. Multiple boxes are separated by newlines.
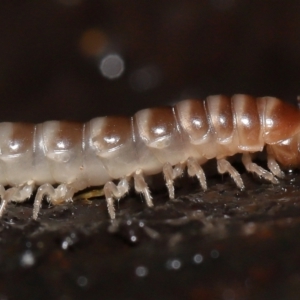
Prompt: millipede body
<box><xmin>0</xmin><ymin>94</ymin><xmax>299</xmax><ymax>219</ymax></box>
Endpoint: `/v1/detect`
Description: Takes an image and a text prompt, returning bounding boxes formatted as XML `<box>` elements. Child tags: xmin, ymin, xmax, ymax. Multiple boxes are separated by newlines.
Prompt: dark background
<box><xmin>1</xmin><ymin>0</ymin><xmax>300</xmax><ymax>122</ymax></box>
<box><xmin>1</xmin><ymin>1</ymin><xmax>300</xmax><ymax>300</ymax></box>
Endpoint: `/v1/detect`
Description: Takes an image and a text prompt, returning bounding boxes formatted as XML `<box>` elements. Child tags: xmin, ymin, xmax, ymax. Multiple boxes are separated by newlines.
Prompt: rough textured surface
<box><xmin>1</xmin><ymin>167</ymin><xmax>300</xmax><ymax>300</ymax></box>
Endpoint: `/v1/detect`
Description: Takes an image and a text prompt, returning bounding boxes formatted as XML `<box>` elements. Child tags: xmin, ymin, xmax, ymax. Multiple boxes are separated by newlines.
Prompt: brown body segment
<box><xmin>253</xmin><ymin>96</ymin><xmax>300</xmax><ymax>168</ymax></box>
<box><xmin>0</xmin><ymin>123</ymin><xmax>36</xmax><ymax>186</ymax></box>
<box><xmin>175</xmin><ymin>99</ymin><xmax>210</xmax><ymax>144</ymax></box>
<box><xmin>232</xmin><ymin>95</ymin><xmax>263</xmax><ymax>151</ymax></box>
<box><xmin>50</xmin><ymin>121</ymin><xmax>83</xmax><ymax>152</ymax></box>
<box><xmin>134</xmin><ymin>105</ymin><xmax>192</xmax><ymax>167</ymax></box>
<box><xmin>257</xmin><ymin>97</ymin><xmax>300</xmax><ymax>144</ymax></box>
<box><xmin>90</xmin><ymin>116</ymin><xmax>132</xmax><ymax>154</ymax></box>
<box><xmin>134</xmin><ymin>107</ymin><xmax>177</xmax><ymax>149</ymax></box>
<box><xmin>89</xmin><ymin>116</ymin><xmax>138</xmax><ymax>178</ymax></box>
<box><xmin>205</xmin><ymin>95</ymin><xmax>234</xmax><ymax>144</ymax></box>
<box><xmin>7</xmin><ymin>123</ymin><xmax>35</xmax><ymax>156</ymax></box>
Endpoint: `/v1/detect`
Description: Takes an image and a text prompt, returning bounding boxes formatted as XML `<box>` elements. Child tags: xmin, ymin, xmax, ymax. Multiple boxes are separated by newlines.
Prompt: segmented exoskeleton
<box><xmin>0</xmin><ymin>94</ymin><xmax>299</xmax><ymax>219</ymax></box>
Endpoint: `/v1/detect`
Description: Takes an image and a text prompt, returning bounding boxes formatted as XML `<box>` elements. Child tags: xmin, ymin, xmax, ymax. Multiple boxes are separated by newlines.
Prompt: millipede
<box><xmin>0</xmin><ymin>94</ymin><xmax>298</xmax><ymax>220</ymax></box>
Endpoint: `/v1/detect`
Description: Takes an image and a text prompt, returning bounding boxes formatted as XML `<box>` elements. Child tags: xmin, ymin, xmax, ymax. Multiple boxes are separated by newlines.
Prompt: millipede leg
<box><xmin>33</xmin><ymin>184</ymin><xmax>55</xmax><ymax>220</ymax></box>
<box><xmin>163</xmin><ymin>162</ymin><xmax>185</xmax><ymax>199</ymax></box>
<box><xmin>0</xmin><ymin>182</ymin><xmax>34</xmax><ymax>218</ymax></box>
<box><xmin>134</xmin><ymin>169</ymin><xmax>153</xmax><ymax>208</ymax></box>
<box><xmin>187</xmin><ymin>157</ymin><xmax>207</xmax><ymax>191</ymax></box>
<box><xmin>49</xmin><ymin>184</ymin><xmax>76</xmax><ymax>205</ymax></box>
<box><xmin>11</xmin><ymin>182</ymin><xmax>35</xmax><ymax>203</ymax></box>
<box><xmin>0</xmin><ymin>185</ymin><xmax>25</xmax><ymax>217</ymax></box>
<box><xmin>0</xmin><ymin>185</ymin><xmax>7</xmax><ymax>217</ymax></box>
<box><xmin>104</xmin><ymin>178</ymin><xmax>130</xmax><ymax>219</ymax></box>
<box><xmin>217</xmin><ymin>158</ymin><xmax>245</xmax><ymax>189</ymax></box>
<box><xmin>242</xmin><ymin>153</ymin><xmax>279</xmax><ymax>184</ymax></box>
<box><xmin>267</xmin><ymin>155</ymin><xmax>285</xmax><ymax>178</ymax></box>
<box><xmin>33</xmin><ymin>183</ymin><xmax>76</xmax><ymax>220</ymax></box>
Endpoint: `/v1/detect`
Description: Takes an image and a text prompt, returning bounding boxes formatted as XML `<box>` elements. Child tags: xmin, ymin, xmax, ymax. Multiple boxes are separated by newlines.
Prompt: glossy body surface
<box><xmin>0</xmin><ymin>94</ymin><xmax>299</xmax><ymax>219</ymax></box>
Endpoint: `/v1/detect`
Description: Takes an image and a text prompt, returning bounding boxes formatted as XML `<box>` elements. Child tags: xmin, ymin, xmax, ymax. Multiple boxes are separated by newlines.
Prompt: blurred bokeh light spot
<box><xmin>135</xmin><ymin>266</ymin><xmax>148</xmax><ymax>277</ymax></box>
<box><xmin>129</xmin><ymin>65</ymin><xmax>162</xmax><ymax>92</ymax></box>
<box><xmin>99</xmin><ymin>54</ymin><xmax>125</xmax><ymax>80</ymax></box>
<box><xmin>79</xmin><ymin>28</ymin><xmax>108</xmax><ymax>57</ymax></box>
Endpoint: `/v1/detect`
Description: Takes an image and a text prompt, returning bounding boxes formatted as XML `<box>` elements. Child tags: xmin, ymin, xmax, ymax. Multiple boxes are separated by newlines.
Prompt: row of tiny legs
<box><xmin>0</xmin><ymin>182</ymin><xmax>75</xmax><ymax>220</ymax></box>
<box><xmin>0</xmin><ymin>153</ymin><xmax>285</xmax><ymax>220</ymax></box>
<box><xmin>104</xmin><ymin>153</ymin><xmax>284</xmax><ymax>219</ymax></box>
